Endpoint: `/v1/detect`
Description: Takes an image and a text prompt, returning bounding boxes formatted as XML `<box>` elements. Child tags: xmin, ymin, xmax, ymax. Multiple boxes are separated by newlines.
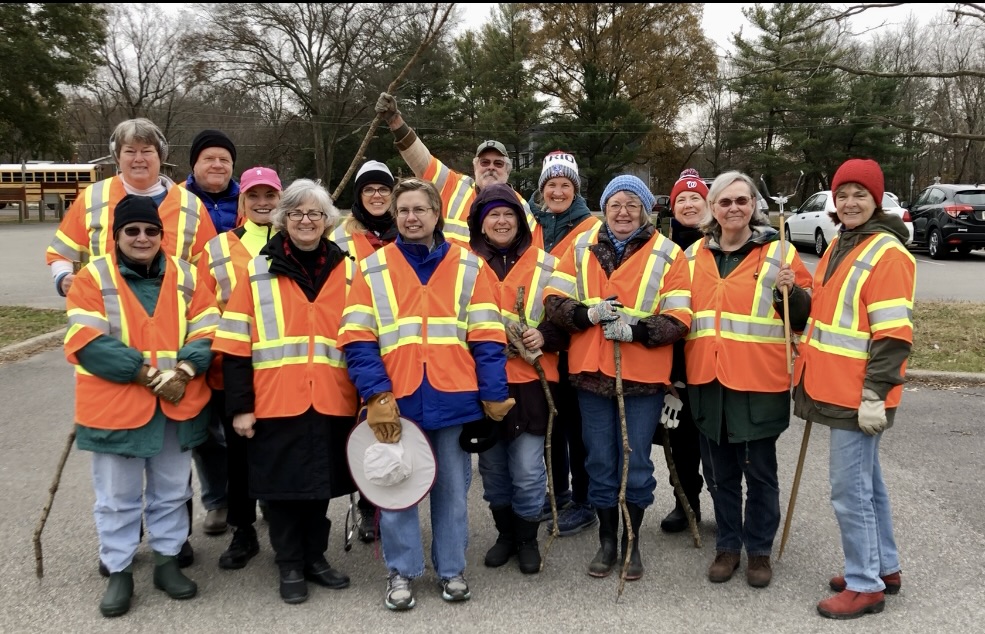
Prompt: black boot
<box><xmin>660</xmin><ymin>496</ymin><xmax>701</xmax><ymax>533</ymax></box>
<box><xmin>588</xmin><ymin>507</ymin><xmax>619</xmax><ymax>578</ymax></box>
<box><xmin>219</xmin><ymin>525</ymin><xmax>260</xmax><ymax>570</ymax></box>
<box><xmin>514</xmin><ymin>514</ymin><xmax>541</xmax><ymax>574</ymax></box>
<box><xmin>619</xmin><ymin>504</ymin><xmax>645</xmax><ymax>581</ymax></box>
<box><xmin>99</xmin><ymin>565</ymin><xmax>133</xmax><ymax>617</ymax></box>
<box><xmin>484</xmin><ymin>506</ymin><xmax>516</xmax><ymax>568</ymax></box>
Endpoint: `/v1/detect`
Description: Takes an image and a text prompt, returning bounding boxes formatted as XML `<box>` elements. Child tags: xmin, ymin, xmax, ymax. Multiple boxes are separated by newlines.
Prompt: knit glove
<box><xmin>505</xmin><ymin>321</ymin><xmax>543</xmax><ymax>366</ymax></box>
<box><xmin>858</xmin><ymin>388</ymin><xmax>887</xmax><ymax>436</ymax></box>
<box><xmin>587</xmin><ymin>298</ymin><xmax>623</xmax><ymax>325</ymax></box>
<box><xmin>482</xmin><ymin>398</ymin><xmax>516</xmax><ymax>422</ymax></box>
<box><xmin>661</xmin><ymin>390</ymin><xmax>684</xmax><ymax>429</ymax></box>
<box><xmin>602</xmin><ymin>318</ymin><xmax>633</xmax><ymax>342</ymax></box>
<box><xmin>135</xmin><ymin>364</ymin><xmax>160</xmax><ymax>387</ymax></box>
<box><xmin>375</xmin><ymin>92</ymin><xmax>401</xmax><ymax>125</ymax></box>
<box><xmin>150</xmin><ymin>361</ymin><xmax>196</xmax><ymax>404</ymax></box>
<box><xmin>366</xmin><ymin>391</ymin><xmax>401</xmax><ymax>443</ymax></box>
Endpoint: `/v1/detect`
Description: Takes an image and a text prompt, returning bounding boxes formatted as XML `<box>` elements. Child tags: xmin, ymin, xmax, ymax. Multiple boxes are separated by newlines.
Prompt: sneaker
<box><xmin>550</xmin><ymin>502</ymin><xmax>598</xmax><ymax>536</ymax></box>
<box><xmin>538</xmin><ymin>495</ymin><xmax>571</xmax><ymax>523</ymax></box>
<box><xmin>439</xmin><ymin>574</ymin><xmax>471</xmax><ymax>602</ymax></box>
<box><xmin>830</xmin><ymin>571</ymin><xmax>901</xmax><ymax>594</ymax></box>
<box><xmin>385</xmin><ymin>572</ymin><xmax>415</xmax><ymax>611</ymax></box>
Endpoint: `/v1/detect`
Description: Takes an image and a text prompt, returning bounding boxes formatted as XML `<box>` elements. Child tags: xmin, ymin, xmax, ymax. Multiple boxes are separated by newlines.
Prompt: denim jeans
<box><xmin>478</xmin><ymin>432</ymin><xmax>547</xmax><ymax>520</ymax></box>
<box><xmin>192</xmin><ymin>399</ymin><xmax>228</xmax><ymax>511</ymax></box>
<box><xmin>577</xmin><ymin>390</ymin><xmax>662</xmax><ymax>509</ymax></box>
<box><xmin>380</xmin><ymin>425</ymin><xmax>471</xmax><ymax>580</ymax></box>
<box><xmin>829</xmin><ymin>428</ymin><xmax>900</xmax><ymax>592</ymax></box>
<box><xmin>91</xmin><ymin>421</ymin><xmax>192</xmax><ymax>573</ymax></box>
<box><xmin>699</xmin><ymin>430</ymin><xmax>780</xmax><ymax>556</ymax></box>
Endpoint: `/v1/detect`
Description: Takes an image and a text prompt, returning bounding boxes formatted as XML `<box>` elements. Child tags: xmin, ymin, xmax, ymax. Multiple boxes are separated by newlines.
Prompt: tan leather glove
<box><xmin>482</xmin><ymin>398</ymin><xmax>516</xmax><ymax>422</ymax></box>
<box><xmin>135</xmin><ymin>364</ymin><xmax>160</xmax><ymax>387</ymax></box>
<box><xmin>375</xmin><ymin>92</ymin><xmax>401</xmax><ymax>125</ymax></box>
<box><xmin>505</xmin><ymin>322</ymin><xmax>543</xmax><ymax>366</ymax></box>
<box><xmin>366</xmin><ymin>391</ymin><xmax>401</xmax><ymax>443</ymax></box>
<box><xmin>151</xmin><ymin>361</ymin><xmax>196</xmax><ymax>404</ymax></box>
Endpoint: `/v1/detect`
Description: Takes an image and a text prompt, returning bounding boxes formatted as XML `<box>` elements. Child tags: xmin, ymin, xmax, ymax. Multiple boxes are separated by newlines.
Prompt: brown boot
<box><xmin>746</xmin><ymin>555</ymin><xmax>772</xmax><ymax>588</ymax></box>
<box><xmin>817</xmin><ymin>590</ymin><xmax>885</xmax><ymax>619</ymax></box>
<box><xmin>707</xmin><ymin>551</ymin><xmax>741</xmax><ymax>583</ymax></box>
<box><xmin>829</xmin><ymin>571</ymin><xmax>901</xmax><ymax>594</ymax></box>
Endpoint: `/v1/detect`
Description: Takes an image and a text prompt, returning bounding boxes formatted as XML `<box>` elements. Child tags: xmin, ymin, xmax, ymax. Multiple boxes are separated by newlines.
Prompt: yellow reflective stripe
<box><xmin>868</xmin><ymin>298</ymin><xmax>914</xmax><ymax>332</ymax></box>
<box><xmin>718</xmin><ymin>314</ymin><xmax>787</xmax><ymax>343</ymax></box>
<box><xmin>444</xmin><ymin>217</ymin><xmax>471</xmax><ymax>243</ymax></box>
<box><xmin>249</xmin><ymin>257</ymin><xmax>283</xmax><ymax>343</ymax></box>
<box><xmin>466</xmin><ymin>304</ymin><xmax>503</xmax><ymax>333</ymax></box>
<box><xmin>330</xmin><ymin>226</ymin><xmax>354</xmax><ymax>257</ymax></box>
<box><xmin>48</xmin><ymin>231</ymin><xmax>84</xmax><ymax>260</ymax></box>
<box><xmin>751</xmin><ymin>242</ymin><xmax>782</xmax><ymax>318</ymax></box>
<box><xmin>572</xmin><ymin>228</ymin><xmax>601</xmax><ymax>301</ymax></box>
<box><xmin>173</xmin><ymin>258</ymin><xmax>197</xmax><ymax>340</ymax></box>
<box><xmin>66</xmin><ymin>308</ymin><xmax>109</xmax><ymax>334</ymax></box>
<box><xmin>84</xmin><ymin>180</ymin><xmax>113</xmax><ymax>256</ymax></box>
<box><xmin>636</xmin><ymin>235</ymin><xmax>677</xmax><ymax>313</ymax></box>
<box><xmin>207</xmin><ymin>234</ymin><xmax>236</xmax><ymax>306</ymax></box>
<box><xmin>444</xmin><ymin>180</ymin><xmax>473</xmax><ymax>222</ymax></box>
<box><xmin>659</xmin><ymin>292</ymin><xmax>691</xmax><ymax>312</ymax></box>
<box><xmin>831</xmin><ymin>235</ymin><xmax>895</xmax><ymax>331</ymax></box>
<box><xmin>456</xmin><ymin>253</ymin><xmax>480</xmax><ymax>325</ymax></box>
<box><xmin>524</xmin><ymin>252</ymin><xmax>556</xmax><ymax>324</ymax></box>
<box><xmin>429</xmin><ymin>162</ymin><xmax>453</xmax><ymax>193</ymax></box>
<box><xmin>546</xmin><ymin>269</ymin><xmax>577</xmax><ymax>298</ymax></box>
<box><xmin>363</xmin><ymin>250</ymin><xmax>398</xmax><ymax>328</ymax></box>
<box><xmin>218</xmin><ymin>311</ymin><xmax>252</xmax><ymax>343</ymax></box>
<box><xmin>804</xmin><ymin>321</ymin><xmax>871</xmax><ymax>359</ymax></box>
<box><xmin>686</xmin><ymin>311</ymin><xmax>718</xmax><ymax>340</ymax></box>
<box><xmin>379</xmin><ymin>320</ymin><xmax>423</xmax><ymax>353</ymax></box>
<box><xmin>312</xmin><ymin>336</ymin><xmax>346</xmax><ymax>366</ymax></box>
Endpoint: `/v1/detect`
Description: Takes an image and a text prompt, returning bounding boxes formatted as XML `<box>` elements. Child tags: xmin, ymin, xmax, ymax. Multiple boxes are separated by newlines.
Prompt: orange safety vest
<box><xmin>543</xmin><ymin>226</ymin><xmax>692</xmax><ymax>384</ymax></box>
<box><xmin>330</xmin><ymin>223</ymin><xmax>378</xmax><ymax>263</ymax></box>
<box><xmin>531</xmin><ymin>215</ymin><xmax>601</xmax><ymax>256</ymax></box>
<box><xmin>494</xmin><ymin>247</ymin><xmax>560</xmax><ymax>383</ymax></box>
<box><xmin>337</xmin><ymin>242</ymin><xmax>507</xmax><ymax>398</ymax></box>
<box><xmin>212</xmin><ymin>255</ymin><xmax>359</xmax><ymax>419</ymax></box>
<box><xmin>421</xmin><ymin>155</ymin><xmax>537</xmax><ymax>247</ymax></box>
<box><xmin>684</xmin><ymin>238</ymin><xmax>813</xmax><ymax>392</ymax></box>
<box><xmin>46</xmin><ymin>176</ymin><xmax>216</xmax><ymax>265</ymax></box>
<box><xmin>64</xmin><ymin>253</ymin><xmax>219</xmax><ymax>429</ymax></box>
<box><xmin>794</xmin><ymin>233</ymin><xmax>915</xmax><ymax>409</ymax></box>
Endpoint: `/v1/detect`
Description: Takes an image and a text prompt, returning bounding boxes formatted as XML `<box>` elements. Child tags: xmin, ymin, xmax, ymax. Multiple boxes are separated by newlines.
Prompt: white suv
<box><xmin>785</xmin><ymin>191</ymin><xmax>913</xmax><ymax>256</ymax></box>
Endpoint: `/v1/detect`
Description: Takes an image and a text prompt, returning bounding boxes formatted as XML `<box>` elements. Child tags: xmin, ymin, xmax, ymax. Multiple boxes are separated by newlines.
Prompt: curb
<box><xmin>905</xmin><ymin>368</ymin><xmax>985</xmax><ymax>385</ymax></box>
<box><xmin>0</xmin><ymin>327</ymin><xmax>66</xmax><ymax>365</ymax></box>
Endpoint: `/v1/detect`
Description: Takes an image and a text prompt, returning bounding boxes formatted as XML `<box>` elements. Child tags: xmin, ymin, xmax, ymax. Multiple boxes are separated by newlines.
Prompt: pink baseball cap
<box><xmin>240</xmin><ymin>166</ymin><xmax>282</xmax><ymax>192</ymax></box>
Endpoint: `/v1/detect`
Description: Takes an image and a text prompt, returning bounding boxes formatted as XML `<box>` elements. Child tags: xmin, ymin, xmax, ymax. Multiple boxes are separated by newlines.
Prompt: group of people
<box><xmin>50</xmin><ymin>95</ymin><xmax>915</xmax><ymax>622</ymax></box>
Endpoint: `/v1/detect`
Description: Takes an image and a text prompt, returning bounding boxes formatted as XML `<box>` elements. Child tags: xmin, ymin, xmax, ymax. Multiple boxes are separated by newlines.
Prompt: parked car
<box><xmin>785</xmin><ymin>190</ymin><xmax>913</xmax><ymax>256</ymax></box>
<box><xmin>907</xmin><ymin>183</ymin><xmax>985</xmax><ymax>259</ymax></box>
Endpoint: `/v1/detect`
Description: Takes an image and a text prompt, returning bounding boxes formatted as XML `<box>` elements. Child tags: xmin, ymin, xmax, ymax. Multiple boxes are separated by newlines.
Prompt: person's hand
<box><xmin>233</xmin><ymin>412</ymin><xmax>257</xmax><ymax>439</ymax></box>
<box><xmin>366</xmin><ymin>391</ymin><xmax>401</xmax><ymax>443</ymax></box>
<box><xmin>59</xmin><ymin>273</ymin><xmax>75</xmax><ymax>296</ymax></box>
<box><xmin>482</xmin><ymin>398</ymin><xmax>516</xmax><ymax>421</ymax></box>
<box><xmin>375</xmin><ymin>92</ymin><xmax>401</xmax><ymax>126</ymax></box>
<box><xmin>151</xmin><ymin>361</ymin><xmax>196</xmax><ymax>404</ymax></box>
<box><xmin>858</xmin><ymin>389</ymin><xmax>887</xmax><ymax>436</ymax></box>
<box><xmin>602</xmin><ymin>318</ymin><xmax>633</xmax><ymax>342</ymax></box>
<box><xmin>774</xmin><ymin>263</ymin><xmax>795</xmax><ymax>296</ymax></box>
<box><xmin>135</xmin><ymin>364</ymin><xmax>160</xmax><ymax>387</ymax></box>
<box><xmin>505</xmin><ymin>322</ymin><xmax>543</xmax><ymax>365</ymax></box>
<box><xmin>661</xmin><ymin>392</ymin><xmax>684</xmax><ymax>429</ymax></box>
<box><xmin>587</xmin><ymin>298</ymin><xmax>623</xmax><ymax>325</ymax></box>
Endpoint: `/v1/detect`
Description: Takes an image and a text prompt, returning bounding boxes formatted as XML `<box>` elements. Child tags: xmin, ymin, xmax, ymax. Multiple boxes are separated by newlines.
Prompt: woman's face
<box><xmin>673</xmin><ymin>191</ymin><xmax>710</xmax><ymax>228</ymax></box>
<box><xmin>835</xmin><ymin>183</ymin><xmax>876</xmax><ymax>229</ymax></box>
<box><xmin>360</xmin><ymin>182</ymin><xmax>393</xmax><ymax>218</ymax></box>
<box><xmin>116</xmin><ymin>222</ymin><xmax>162</xmax><ymax>265</ymax></box>
<box><xmin>604</xmin><ymin>191</ymin><xmax>644</xmax><ymax>240</ymax></box>
<box><xmin>286</xmin><ymin>196</ymin><xmax>327</xmax><ymax>251</ymax></box>
<box><xmin>542</xmin><ymin>177</ymin><xmax>576</xmax><ymax>214</ymax></box>
<box><xmin>712</xmin><ymin>180</ymin><xmax>755</xmax><ymax>235</ymax></box>
<box><xmin>481</xmin><ymin>206</ymin><xmax>518</xmax><ymax>249</ymax></box>
<box><xmin>395</xmin><ymin>190</ymin><xmax>438</xmax><ymax>244</ymax></box>
<box><xmin>117</xmin><ymin>142</ymin><xmax>162</xmax><ymax>190</ymax></box>
<box><xmin>244</xmin><ymin>185</ymin><xmax>280</xmax><ymax>226</ymax></box>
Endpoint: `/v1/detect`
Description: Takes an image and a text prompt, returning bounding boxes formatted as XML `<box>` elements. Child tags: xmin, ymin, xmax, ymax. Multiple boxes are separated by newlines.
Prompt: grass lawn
<box><xmin>0</xmin><ymin>306</ymin><xmax>67</xmax><ymax>348</ymax></box>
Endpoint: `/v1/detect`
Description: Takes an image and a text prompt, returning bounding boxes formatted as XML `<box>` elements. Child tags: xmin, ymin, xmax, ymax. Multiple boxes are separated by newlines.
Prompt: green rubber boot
<box><xmin>99</xmin><ymin>565</ymin><xmax>134</xmax><ymax>617</ymax></box>
<box><xmin>153</xmin><ymin>551</ymin><xmax>198</xmax><ymax>600</ymax></box>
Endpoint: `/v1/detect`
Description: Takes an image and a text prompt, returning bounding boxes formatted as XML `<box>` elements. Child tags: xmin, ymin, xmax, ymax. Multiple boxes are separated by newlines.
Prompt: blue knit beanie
<box><xmin>600</xmin><ymin>175</ymin><xmax>654</xmax><ymax>216</ymax></box>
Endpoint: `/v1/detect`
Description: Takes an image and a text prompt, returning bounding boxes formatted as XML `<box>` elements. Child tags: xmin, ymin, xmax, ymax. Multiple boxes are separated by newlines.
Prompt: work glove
<box><xmin>150</xmin><ymin>360</ymin><xmax>196</xmax><ymax>404</ymax></box>
<box><xmin>858</xmin><ymin>388</ymin><xmax>887</xmax><ymax>436</ymax></box>
<box><xmin>661</xmin><ymin>384</ymin><xmax>685</xmax><ymax>429</ymax></box>
<box><xmin>482</xmin><ymin>398</ymin><xmax>516</xmax><ymax>421</ymax></box>
<box><xmin>505</xmin><ymin>321</ymin><xmax>543</xmax><ymax>366</ymax></box>
<box><xmin>366</xmin><ymin>391</ymin><xmax>401</xmax><ymax>443</ymax></box>
<box><xmin>375</xmin><ymin>92</ymin><xmax>401</xmax><ymax>125</ymax></box>
<box><xmin>587</xmin><ymin>298</ymin><xmax>623</xmax><ymax>325</ymax></box>
<box><xmin>135</xmin><ymin>364</ymin><xmax>160</xmax><ymax>387</ymax></box>
<box><xmin>602</xmin><ymin>318</ymin><xmax>633</xmax><ymax>343</ymax></box>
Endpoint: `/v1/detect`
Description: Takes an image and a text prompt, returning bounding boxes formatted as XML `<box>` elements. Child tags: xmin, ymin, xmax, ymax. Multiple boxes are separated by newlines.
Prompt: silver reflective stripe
<box><xmin>91</xmin><ymin>257</ymin><xmax>122</xmax><ymax>338</ymax></box>
<box><xmin>836</xmin><ymin>235</ymin><xmax>894</xmax><ymax>330</ymax></box>
<box><xmin>869</xmin><ymin>304</ymin><xmax>913</xmax><ymax>324</ymax></box>
<box><xmin>546</xmin><ymin>273</ymin><xmax>576</xmax><ymax>298</ymax></box>
<box><xmin>433</xmin><ymin>163</ymin><xmax>452</xmax><ymax>192</ymax></box>
<box><xmin>179</xmin><ymin>190</ymin><xmax>200</xmax><ymax>262</ymax></box>
<box><xmin>67</xmin><ymin>313</ymin><xmax>109</xmax><ymax>333</ymax></box>
<box><xmin>330</xmin><ymin>226</ymin><xmax>353</xmax><ymax>257</ymax></box>
<box><xmin>219</xmin><ymin>315</ymin><xmax>250</xmax><ymax>337</ymax></box>
<box><xmin>719</xmin><ymin>317</ymin><xmax>786</xmax><ymax>340</ymax></box>
<box><xmin>312</xmin><ymin>340</ymin><xmax>346</xmax><ymax>363</ymax></box>
<box><xmin>691</xmin><ymin>315</ymin><xmax>716</xmax><ymax>332</ymax></box>
<box><xmin>189</xmin><ymin>312</ymin><xmax>219</xmax><ymax>333</ymax></box>
<box><xmin>88</xmin><ymin>182</ymin><xmax>111</xmax><ymax>256</ymax></box>
<box><xmin>573</xmin><ymin>231</ymin><xmax>594</xmax><ymax>301</ymax></box>
<box><xmin>208</xmin><ymin>236</ymin><xmax>234</xmax><ymax>304</ymax></box>
<box><xmin>253</xmin><ymin>341</ymin><xmax>307</xmax><ymax>363</ymax></box>
<box><xmin>444</xmin><ymin>221</ymin><xmax>471</xmax><ymax>243</ymax></box>
<box><xmin>427</xmin><ymin>323</ymin><xmax>463</xmax><ymax>339</ymax></box>
<box><xmin>458</xmin><ymin>254</ymin><xmax>480</xmax><ymax>324</ymax></box>
<box><xmin>659</xmin><ymin>295</ymin><xmax>691</xmax><ymax>312</ymax></box>
<box><xmin>379</xmin><ymin>322</ymin><xmax>423</xmax><ymax>350</ymax></box>
<box><xmin>158</xmin><ymin>357</ymin><xmax>176</xmax><ymax>370</ymax></box>
<box><xmin>639</xmin><ymin>237</ymin><xmax>676</xmax><ymax>312</ymax></box>
<box><xmin>446</xmin><ymin>182</ymin><xmax>472</xmax><ymax>220</ymax></box>
<box><xmin>753</xmin><ymin>246</ymin><xmax>782</xmax><ymax>318</ymax></box>
<box><xmin>363</xmin><ymin>252</ymin><xmax>395</xmax><ymax>327</ymax></box>
<box><xmin>810</xmin><ymin>325</ymin><xmax>871</xmax><ymax>354</ymax></box>
<box><xmin>251</xmin><ymin>258</ymin><xmax>281</xmax><ymax>341</ymax></box>
<box><xmin>175</xmin><ymin>259</ymin><xmax>195</xmax><ymax>308</ymax></box>
<box><xmin>527</xmin><ymin>254</ymin><xmax>556</xmax><ymax>323</ymax></box>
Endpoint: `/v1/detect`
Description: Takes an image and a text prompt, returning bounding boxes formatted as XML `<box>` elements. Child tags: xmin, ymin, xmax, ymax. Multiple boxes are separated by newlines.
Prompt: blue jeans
<box><xmin>699</xmin><ymin>431</ymin><xmax>780</xmax><ymax>556</ymax></box>
<box><xmin>380</xmin><ymin>425</ymin><xmax>471</xmax><ymax>580</ymax></box>
<box><xmin>478</xmin><ymin>432</ymin><xmax>547</xmax><ymax>520</ymax></box>
<box><xmin>91</xmin><ymin>421</ymin><xmax>192</xmax><ymax>573</ymax></box>
<box><xmin>829</xmin><ymin>428</ymin><xmax>900</xmax><ymax>592</ymax></box>
<box><xmin>192</xmin><ymin>404</ymin><xmax>228</xmax><ymax>511</ymax></box>
<box><xmin>577</xmin><ymin>390</ymin><xmax>662</xmax><ymax>509</ymax></box>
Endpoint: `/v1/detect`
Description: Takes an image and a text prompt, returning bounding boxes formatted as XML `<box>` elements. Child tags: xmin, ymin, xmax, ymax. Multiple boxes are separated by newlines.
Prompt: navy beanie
<box><xmin>113</xmin><ymin>195</ymin><xmax>162</xmax><ymax>234</ymax></box>
<box><xmin>190</xmin><ymin>129</ymin><xmax>237</xmax><ymax>167</ymax></box>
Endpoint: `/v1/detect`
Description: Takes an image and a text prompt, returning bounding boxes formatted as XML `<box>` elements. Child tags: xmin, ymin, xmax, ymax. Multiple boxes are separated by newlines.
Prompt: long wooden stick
<box><xmin>34</xmin><ymin>429</ymin><xmax>76</xmax><ymax>578</ymax></box>
<box><xmin>779</xmin><ymin>212</ymin><xmax>793</xmax><ymax>375</ymax></box>
<box><xmin>331</xmin><ymin>4</ymin><xmax>454</xmax><ymax>200</ymax></box>
<box><xmin>661</xmin><ymin>424</ymin><xmax>701</xmax><ymax>548</ymax></box>
<box><xmin>613</xmin><ymin>340</ymin><xmax>633</xmax><ymax>601</ymax></box>
<box><xmin>778</xmin><ymin>420</ymin><xmax>812</xmax><ymax>561</ymax></box>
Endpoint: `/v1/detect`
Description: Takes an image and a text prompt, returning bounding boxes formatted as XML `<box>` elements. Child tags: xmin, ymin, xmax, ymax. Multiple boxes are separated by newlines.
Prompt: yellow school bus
<box><xmin>0</xmin><ymin>162</ymin><xmax>114</xmax><ymax>219</ymax></box>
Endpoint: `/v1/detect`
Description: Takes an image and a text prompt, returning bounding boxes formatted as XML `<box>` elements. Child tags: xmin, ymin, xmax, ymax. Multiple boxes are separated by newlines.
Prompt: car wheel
<box><xmin>784</xmin><ymin>225</ymin><xmax>793</xmax><ymax>247</ymax></box>
<box><xmin>928</xmin><ymin>228</ymin><xmax>948</xmax><ymax>260</ymax></box>
<box><xmin>814</xmin><ymin>229</ymin><xmax>827</xmax><ymax>256</ymax></box>
<box><xmin>957</xmin><ymin>244</ymin><xmax>973</xmax><ymax>256</ymax></box>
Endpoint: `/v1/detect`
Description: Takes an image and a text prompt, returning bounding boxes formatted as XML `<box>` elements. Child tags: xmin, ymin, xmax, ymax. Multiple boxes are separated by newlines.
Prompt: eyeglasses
<box><xmin>715</xmin><ymin>196</ymin><xmax>751</xmax><ymax>208</ymax></box>
<box><xmin>287</xmin><ymin>210</ymin><xmax>326</xmax><ymax>221</ymax></box>
<box><xmin>122</xmin><ymin>226</ymin><xmax>162</xmax><ymax>237</ymax></box>
<box><xmin>478</xmin><ymin>158</ymin><xmax>507</xmax><ymax>169</ymax></box>
<box><xmin>606</xmin><ymin>202</ymin><xmax>642</xmax><ymax>214</ymax></box>
<box><xmin>361</xmin><ymin>186</ymin><xmax>391</xmax><ymax>197</ymax></box>
<box><xmin>396</xmin><ymin>207</ymin><xmax>433</xmax><ymax>218</ymax></box>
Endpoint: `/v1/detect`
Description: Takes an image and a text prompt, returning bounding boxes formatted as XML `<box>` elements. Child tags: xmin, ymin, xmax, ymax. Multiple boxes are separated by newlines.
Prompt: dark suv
<box><xmin>908</xmin><ymin>184</ymin><xmax>985</xmax><ymax>259</ymax></box>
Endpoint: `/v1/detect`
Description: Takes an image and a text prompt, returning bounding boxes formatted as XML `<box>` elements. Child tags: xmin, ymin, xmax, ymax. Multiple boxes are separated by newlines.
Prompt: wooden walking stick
<box><xmin>510</xmin><ymin>287</ymin><xmax>560</xmax><ymax>568</ymax></box>
<box><xmin>613</xmin><ymin>339</ymin><xmax>634</xmax><ymax>601</ymax></box>
<box><xmin>661</xmin><ymin>423</ymin><xmax>701</xmax><ymax>548</ymax></box>
<box><xmin>33</xmin><ymin>429</ymin><xmax>76</xmax><ymax>578</ymax></box>
<box><xmin>331</xmin><ymin>4</ymin><xmax>454</xmax><ymax>200</ymax></box>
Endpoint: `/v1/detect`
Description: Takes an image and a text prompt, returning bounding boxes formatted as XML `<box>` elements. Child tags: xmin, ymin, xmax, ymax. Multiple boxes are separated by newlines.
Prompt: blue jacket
<box><xmin>185</xmin><ymin>174</ymin><xmax>241</xmax><ymax>233</ymax></box>
<box><xmin>343</xmin><ymin>233</ymin><xmax>508</xmax><ymax>430</ymax></box>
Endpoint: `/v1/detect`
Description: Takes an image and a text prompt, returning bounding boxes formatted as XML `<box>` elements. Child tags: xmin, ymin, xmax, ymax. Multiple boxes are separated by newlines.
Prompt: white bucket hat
<box><xmin>347</xmin><ymin>415</ymin><xmax>436</xmax><ymax>511</ymax></box>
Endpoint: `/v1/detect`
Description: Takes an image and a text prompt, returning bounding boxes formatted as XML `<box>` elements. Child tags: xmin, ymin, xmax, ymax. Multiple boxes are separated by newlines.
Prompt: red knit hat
<box><xmin>831</xmin><ymin>158</ymin><xmax>884</xmax><ymax>204</ymax></box>
<box><xmin>669</xmin><ymin>168</ymin><xmax>709</xmax><ymax>204</ymax></box>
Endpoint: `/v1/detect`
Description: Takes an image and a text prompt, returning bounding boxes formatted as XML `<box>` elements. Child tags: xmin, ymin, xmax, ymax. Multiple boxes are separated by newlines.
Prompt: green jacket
<box><xmin>74</xmin><ymin>252</ymin><xmax>211</xmax><ymax>458</ymax></box>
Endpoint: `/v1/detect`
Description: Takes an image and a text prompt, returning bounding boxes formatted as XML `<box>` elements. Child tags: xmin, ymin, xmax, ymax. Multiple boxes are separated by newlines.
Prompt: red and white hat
<box><xmin>669</xmin><ymin>168</ymin><xmax>708</xmax><ymax>203</ymax></box>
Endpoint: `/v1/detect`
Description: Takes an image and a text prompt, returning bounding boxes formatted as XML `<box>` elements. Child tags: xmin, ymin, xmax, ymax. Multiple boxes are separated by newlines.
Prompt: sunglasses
<box><xmin>122</xmin><ymin>226</ymin><xmax>162</xmax><ymax>237</ymax></box>
<box><xmin>715</xmin><ymin>196</ymin><xmax>751</xmax><ymax>208</ymax></box>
